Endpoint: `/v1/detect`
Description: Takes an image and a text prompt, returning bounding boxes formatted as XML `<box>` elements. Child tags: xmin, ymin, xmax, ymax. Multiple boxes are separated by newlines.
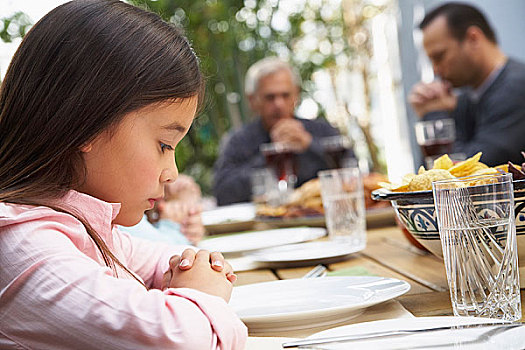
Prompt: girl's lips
<box><xmin>148</xmin><ymin>197</ymin><xmax>163</xmax><ymax>209</ymax></box>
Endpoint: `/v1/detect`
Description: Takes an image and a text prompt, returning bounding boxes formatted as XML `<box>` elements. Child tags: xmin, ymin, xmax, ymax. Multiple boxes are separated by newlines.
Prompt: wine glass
<box><xmin>260</xmin><ymin>142</ymin><xmax>298</xmax><ymax>202</ymax></box>
<box><xmin>414</xmin><ymin>119</ymin><xmax>455</xmax><ymax>167</ymax></box>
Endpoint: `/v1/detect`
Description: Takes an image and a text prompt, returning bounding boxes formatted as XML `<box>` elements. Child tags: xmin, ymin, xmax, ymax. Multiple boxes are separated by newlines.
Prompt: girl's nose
<box><xmin>160</xmin><ymin>159</ymin><xmax>179</xmax><ymax>184</ymax></box>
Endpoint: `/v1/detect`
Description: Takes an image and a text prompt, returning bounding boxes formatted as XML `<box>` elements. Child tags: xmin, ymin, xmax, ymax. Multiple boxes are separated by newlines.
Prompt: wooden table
<box><xmin>235</xmin><ymin>224</ymin><xmax>525</xmax><ymax>337</ymax></box>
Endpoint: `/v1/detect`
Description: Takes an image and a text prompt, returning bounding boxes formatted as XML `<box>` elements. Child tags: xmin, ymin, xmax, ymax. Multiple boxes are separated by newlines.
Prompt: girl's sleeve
<box><xmin>1</xmin><ymin>224</ymin><xmax>247</xmax><ymax>350</ymax></box>
<box><xmin>113</xmin><ymin>227</ymin><xmax>193</xmax><ymax>289</ymax></box>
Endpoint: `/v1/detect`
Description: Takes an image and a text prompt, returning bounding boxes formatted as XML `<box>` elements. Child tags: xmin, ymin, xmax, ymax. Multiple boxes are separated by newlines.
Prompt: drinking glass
<box><xmin>320</xmin><ymin>135</ymin><xmax>353</xmax><ymax>169</ymax></box>
<box><xmin>251</xmin><ymin>167</ymin><xmax>280</xmax><ymax>206</ymax></box>
<box><xmin>318</xmin><ymin>167</ymin><xmax>366</xmax><ymax>250</ymax></box>
<box><xmin>260</xmin><ymin>142</ymin><xmax>298</xmax><ymax>194</ymax></box>
<box><xmin>432</xmin><ymin>173</ymin><xmax>521</xmax><ymax>321</ymax></box>
<box><xmin>415</xmin><ymin>118</ymin><xmax>455</xmax><ymax>166</ymax></box>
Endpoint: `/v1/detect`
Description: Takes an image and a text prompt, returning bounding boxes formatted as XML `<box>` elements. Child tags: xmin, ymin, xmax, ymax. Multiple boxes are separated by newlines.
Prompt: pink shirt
<box><xmin>0</xmin><ymin>191</ymin><xmax>247</xmax><ymax>349</ymax></box>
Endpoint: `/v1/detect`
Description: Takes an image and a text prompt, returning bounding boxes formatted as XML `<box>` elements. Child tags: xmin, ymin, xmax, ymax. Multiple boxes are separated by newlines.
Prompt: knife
<box><xmin>281</xmin><ymin>322</ymin><xmax>522</xmax><ymax>348</ymax></box>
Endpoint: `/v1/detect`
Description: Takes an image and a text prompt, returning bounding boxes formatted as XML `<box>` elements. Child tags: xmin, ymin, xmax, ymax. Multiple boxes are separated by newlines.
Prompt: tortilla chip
<box><xmin>448</xmin><ymin>152</ymin><xmax>482</xmax><ymax>177</ymax></box>
<box><xmin>432</xmin><ymin>154</ymin><xmax>454</xmax><ymax>170</ymax></box>
<box><xmin>407</xmin><ymin>169</ymin><xmax>455</xmax><ymax>191</ymax></box>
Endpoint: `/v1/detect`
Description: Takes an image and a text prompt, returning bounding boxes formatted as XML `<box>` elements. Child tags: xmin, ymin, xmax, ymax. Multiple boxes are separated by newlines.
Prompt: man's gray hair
<box><xmin>244</xmin><ymin>57</ymin><xmax>302</xmax><ymax>96</ymax></box>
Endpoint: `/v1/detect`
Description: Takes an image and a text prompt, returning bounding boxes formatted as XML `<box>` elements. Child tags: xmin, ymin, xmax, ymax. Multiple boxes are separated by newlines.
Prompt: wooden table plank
<box><xmin>398</xmin><ymin>290</ymin><xmax>525</xmax><ymax>322</ymax></box>
<box><xmin>397</xmin><ymin>291</ymin><xmax>453</xmax><ymax>317</ymax></box>
<box><xmin>235</xmin><ymin>269</ymin><xmax>278</xmax><ymax>286</ymax></box>
<box><xmin>274</xmin><ymin>253</ymin><xmax>433</xmax><ymax>294</ymax></box>
<box><xmin>363</xmin><ymin>226</ymin><xmax>449</xmax><ymax>292</ymax></box>
<box><xmin>327</xmin><ymin>254</ymin><xmax>433</xmax><ymax>295</ymax></box>
<box><xmin>274</xmin><ymin>266</ymin><xmax>315</xmax><ymax>280</ymax></box>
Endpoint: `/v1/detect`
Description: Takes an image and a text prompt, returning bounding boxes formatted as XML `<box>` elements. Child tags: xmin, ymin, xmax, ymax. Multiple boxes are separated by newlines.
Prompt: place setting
<box><xmin>230</xmin><ymin>275</ymin><xmax>411</xmax><ymax>336</ymax></box>
<box><xmin>223</xmin><ymin>166</ymin><xmax>416</xmax><ymax>339</ymax></box>
<box><xmin>241</xmin><ymin>166</ymin><xmax>525</xmax><ymax>349</ymax></box>
<box><xmin>199</xmin><ymin>166</ymin><xmax>371</xmax><ymax>270</ymax></box>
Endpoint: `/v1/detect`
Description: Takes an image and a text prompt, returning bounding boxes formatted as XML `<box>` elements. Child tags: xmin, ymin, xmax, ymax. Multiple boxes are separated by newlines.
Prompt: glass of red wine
<box><xmin>260</xmin><ymin>142</ymin><xmax>298</xmax><ymax>201</ymax></box>
<box><xmin>415</xmin><ymin>118</ymin><xmax>455</xmax><ymax>166</ymax></box>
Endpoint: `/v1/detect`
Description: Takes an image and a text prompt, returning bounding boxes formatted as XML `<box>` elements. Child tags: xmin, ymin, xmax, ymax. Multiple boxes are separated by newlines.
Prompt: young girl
<box><xmin>0</xmin><ymin>1</ymin><xmax>247</xmax><ymax>349</ymax></box>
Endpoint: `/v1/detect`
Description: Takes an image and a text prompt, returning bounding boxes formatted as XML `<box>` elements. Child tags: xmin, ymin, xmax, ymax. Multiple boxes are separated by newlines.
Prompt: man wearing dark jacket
<box><xmin>213</xmin><ymin>58</ymin><xmax>345</xmax><ymax>205</ymax></box>
<box><xmin>409</xmin><ymin>2</ymin><xmax>525</xmax><ymax>166</ymax></box>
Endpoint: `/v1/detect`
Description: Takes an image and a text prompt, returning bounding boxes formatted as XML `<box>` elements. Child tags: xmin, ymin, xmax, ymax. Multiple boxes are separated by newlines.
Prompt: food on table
<box><xmin>506</xmin><ymin>151</ymin><xmax>525</xmax><ymax>180</ymax></box>
<box><xmin>378</xmin><ymin>152</ymin><xmax>510</xmax><ymax>192</ymax></box>
<box><xmin>363</xmin><ymin>172</ymin><xmax>391</xmax><ymax>209</ymax></box>
<box><xmin>257</xmin><ymin>178</ymin><xmax>324</xmax><ymax>218</ymax></box>
<box><xmin>256</xmin><ymin>172</ymin><xmax>390</xmax><ymax>219</ymax></box>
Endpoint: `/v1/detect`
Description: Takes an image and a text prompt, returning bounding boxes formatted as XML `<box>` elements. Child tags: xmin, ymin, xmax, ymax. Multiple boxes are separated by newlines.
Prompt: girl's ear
<box><xmin>80</xmin><ymin>143</ymin><xmax>93</xmax><ymax>153</ymax></box>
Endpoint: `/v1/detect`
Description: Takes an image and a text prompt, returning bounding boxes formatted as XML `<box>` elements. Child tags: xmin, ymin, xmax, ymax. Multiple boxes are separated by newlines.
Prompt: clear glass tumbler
<box><xmin>318</xmin><ymin>167</ymin><xmax>366</xmax><ymax>250</ymax></box>
<box><xmin>250</xmin><ymin>167</ymin><xmax>280</xmax><ymax>206</ymax></box>
<box><xmin>432</xmin><ymin>173</ymin><xmax>521</xmax><ymax>321</ymax></box>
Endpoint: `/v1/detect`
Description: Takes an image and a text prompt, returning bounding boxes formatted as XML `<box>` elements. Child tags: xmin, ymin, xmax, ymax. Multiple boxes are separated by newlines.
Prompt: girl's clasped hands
<box><xmin>162</xmin><ymin>249</ymin><xmax>237</xmax><ymax>301</ymax></box>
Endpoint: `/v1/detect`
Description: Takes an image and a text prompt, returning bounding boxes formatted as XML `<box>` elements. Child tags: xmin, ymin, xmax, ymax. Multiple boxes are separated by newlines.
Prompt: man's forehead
<box><xmin>423</xmin><ymin>16</ymin><xmax>454</xmax><ymax>42</ymax></box>
<box><xmin>423</xmin><ymin>16</ymin><xmax>456</xmax><ymax>53</ymax></box>
<box><xmin>257</xmin><ymin>72</ymin><xmax>297</xmax><ymax>95</ymax></box>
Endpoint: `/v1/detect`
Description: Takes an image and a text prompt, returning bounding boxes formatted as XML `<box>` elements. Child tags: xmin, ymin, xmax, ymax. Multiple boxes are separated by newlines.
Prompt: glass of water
<box><xmin>318</xmin><ymin>167</ymin><xmax>366</xmax><ymax>250</ymax></box>
<box><xmin>432</xmin><ymin>173</ymin><xmax>521</xmax><ymax>321</ymax></box>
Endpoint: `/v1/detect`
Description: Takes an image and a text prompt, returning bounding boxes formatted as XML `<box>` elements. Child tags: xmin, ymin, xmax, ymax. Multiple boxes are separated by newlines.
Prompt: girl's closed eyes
<box><xmin>160</xmin><ymin>142</ymin><xmax>174</xmax><ymax>153</ymax></box>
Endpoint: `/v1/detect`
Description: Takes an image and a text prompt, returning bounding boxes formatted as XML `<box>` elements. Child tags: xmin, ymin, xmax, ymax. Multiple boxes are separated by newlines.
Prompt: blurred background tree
<box><xmin>0</xmin><ymin>11</ymin><xmax>32</xmax><ymax>81</ymax></box>
<box><xmin>128</xmin><ymin>0</ymin><xmax>384</xmax><ymax>194</ymax></box>
<box><xmin>0</xmin><ymin>11</ymin><xmax>32</xmax><ymax>43</ymax></box>
<box><xmin>1</xmin><ymin>0</ymin><xmax>390</xmax><ymax>196</ymax></box>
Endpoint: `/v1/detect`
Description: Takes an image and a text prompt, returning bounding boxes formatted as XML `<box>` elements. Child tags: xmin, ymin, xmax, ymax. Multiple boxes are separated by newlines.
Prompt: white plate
<box><xmin>247</xmin><ymin>241</ymin><xmax>361</xmax><ymax>265</ymax></box>
<box><xmin>202</xmin><ymin>203</ymin><xmax>255</xmax><ymax>225</ymax></box>
<box><xmin>229</xmin><ymin>276</ymin><xmax>410</xmax><ymax>333</ymax></box>
<box><xmin>198</xmin><ymin>227</ymin><xmax>326</xmax><ymax>255</ymax></box>
<box><xmin>306</xmin><ymin>316</ymin><xmax>525</xmax><ymax>349</ymax></box>
<box><xmin>202</xmin><ymin>203</ymin><xmax>256</xmax><ymax>234</ymax></box>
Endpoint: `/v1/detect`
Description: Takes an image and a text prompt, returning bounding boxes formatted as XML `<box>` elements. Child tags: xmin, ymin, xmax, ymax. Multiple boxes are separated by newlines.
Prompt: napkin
<box><xmin>326</xmin><ymin>266</ymin><xmax>375</xmax><ymax>277</ymax></box>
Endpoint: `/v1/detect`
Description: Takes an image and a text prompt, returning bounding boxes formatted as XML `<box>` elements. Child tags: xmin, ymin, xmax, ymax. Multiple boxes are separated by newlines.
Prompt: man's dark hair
<box><xmin>419</xmin><ymin>2</ymin><xmax>497</xmax><ymax>44</ymax></box>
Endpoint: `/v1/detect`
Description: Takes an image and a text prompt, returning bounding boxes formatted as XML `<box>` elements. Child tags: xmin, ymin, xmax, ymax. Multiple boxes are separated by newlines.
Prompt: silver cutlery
<box><xmin>281</xmin><ymin>322</ymin><xmax>523</xmax><ymax>348</ymax></box>
<box><xmin>302</xmin><ymin>264</ymin><xmax>327</xmax><ymax>278</ymax></box>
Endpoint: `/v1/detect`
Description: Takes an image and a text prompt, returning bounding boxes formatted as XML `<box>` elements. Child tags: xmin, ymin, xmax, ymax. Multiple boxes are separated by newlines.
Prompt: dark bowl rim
<box><xmin>372</xmin><ymin>178</ymin><xmax>525</xmax><ymax>201</ymax></box>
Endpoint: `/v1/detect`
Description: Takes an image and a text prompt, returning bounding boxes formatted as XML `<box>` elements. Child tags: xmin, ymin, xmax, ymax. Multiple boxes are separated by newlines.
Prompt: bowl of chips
<box><xmin>372</xmin><ymin>153</ymin><xmax>525</xmax><ymax>268</ymax></box>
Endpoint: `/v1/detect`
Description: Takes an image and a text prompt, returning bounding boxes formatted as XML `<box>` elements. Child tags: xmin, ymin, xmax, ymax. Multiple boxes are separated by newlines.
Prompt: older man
<box><xmin>213</xmin><ymin>57</ymin><xmax>347</xmax><ymax>205</ymax></box>
<box><xmin>409</xmin><ymin>2</ymin><xmax>525</xmax><ymax>166</ymax></box>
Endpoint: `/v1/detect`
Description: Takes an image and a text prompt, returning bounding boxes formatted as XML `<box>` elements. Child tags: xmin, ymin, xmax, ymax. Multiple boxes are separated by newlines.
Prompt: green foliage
<box><xmin>1</xmin><ymin>1</ymin><xmax>369</xmax><ymax>193</ymax></box>
<box><xmin>0</xmin><ymin>12</ymin><xmax>32</xmax><ymax>43</ymax></box>
<box><xmin>129</xmin><ymin>0</ymin><xmax>352</xmax><ymax>194</ymax></box>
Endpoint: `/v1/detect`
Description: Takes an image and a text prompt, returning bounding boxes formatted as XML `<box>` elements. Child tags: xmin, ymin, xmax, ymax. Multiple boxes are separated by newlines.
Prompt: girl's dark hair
<box><xmin>0</xmin><ymin>0</ymin><xmax>204</xmax><ymax>284</ymax></box>
<box><xmin>419</xmin><ymin>2</ymin><xmax>497</xmax><ymax>44</ymax></box>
